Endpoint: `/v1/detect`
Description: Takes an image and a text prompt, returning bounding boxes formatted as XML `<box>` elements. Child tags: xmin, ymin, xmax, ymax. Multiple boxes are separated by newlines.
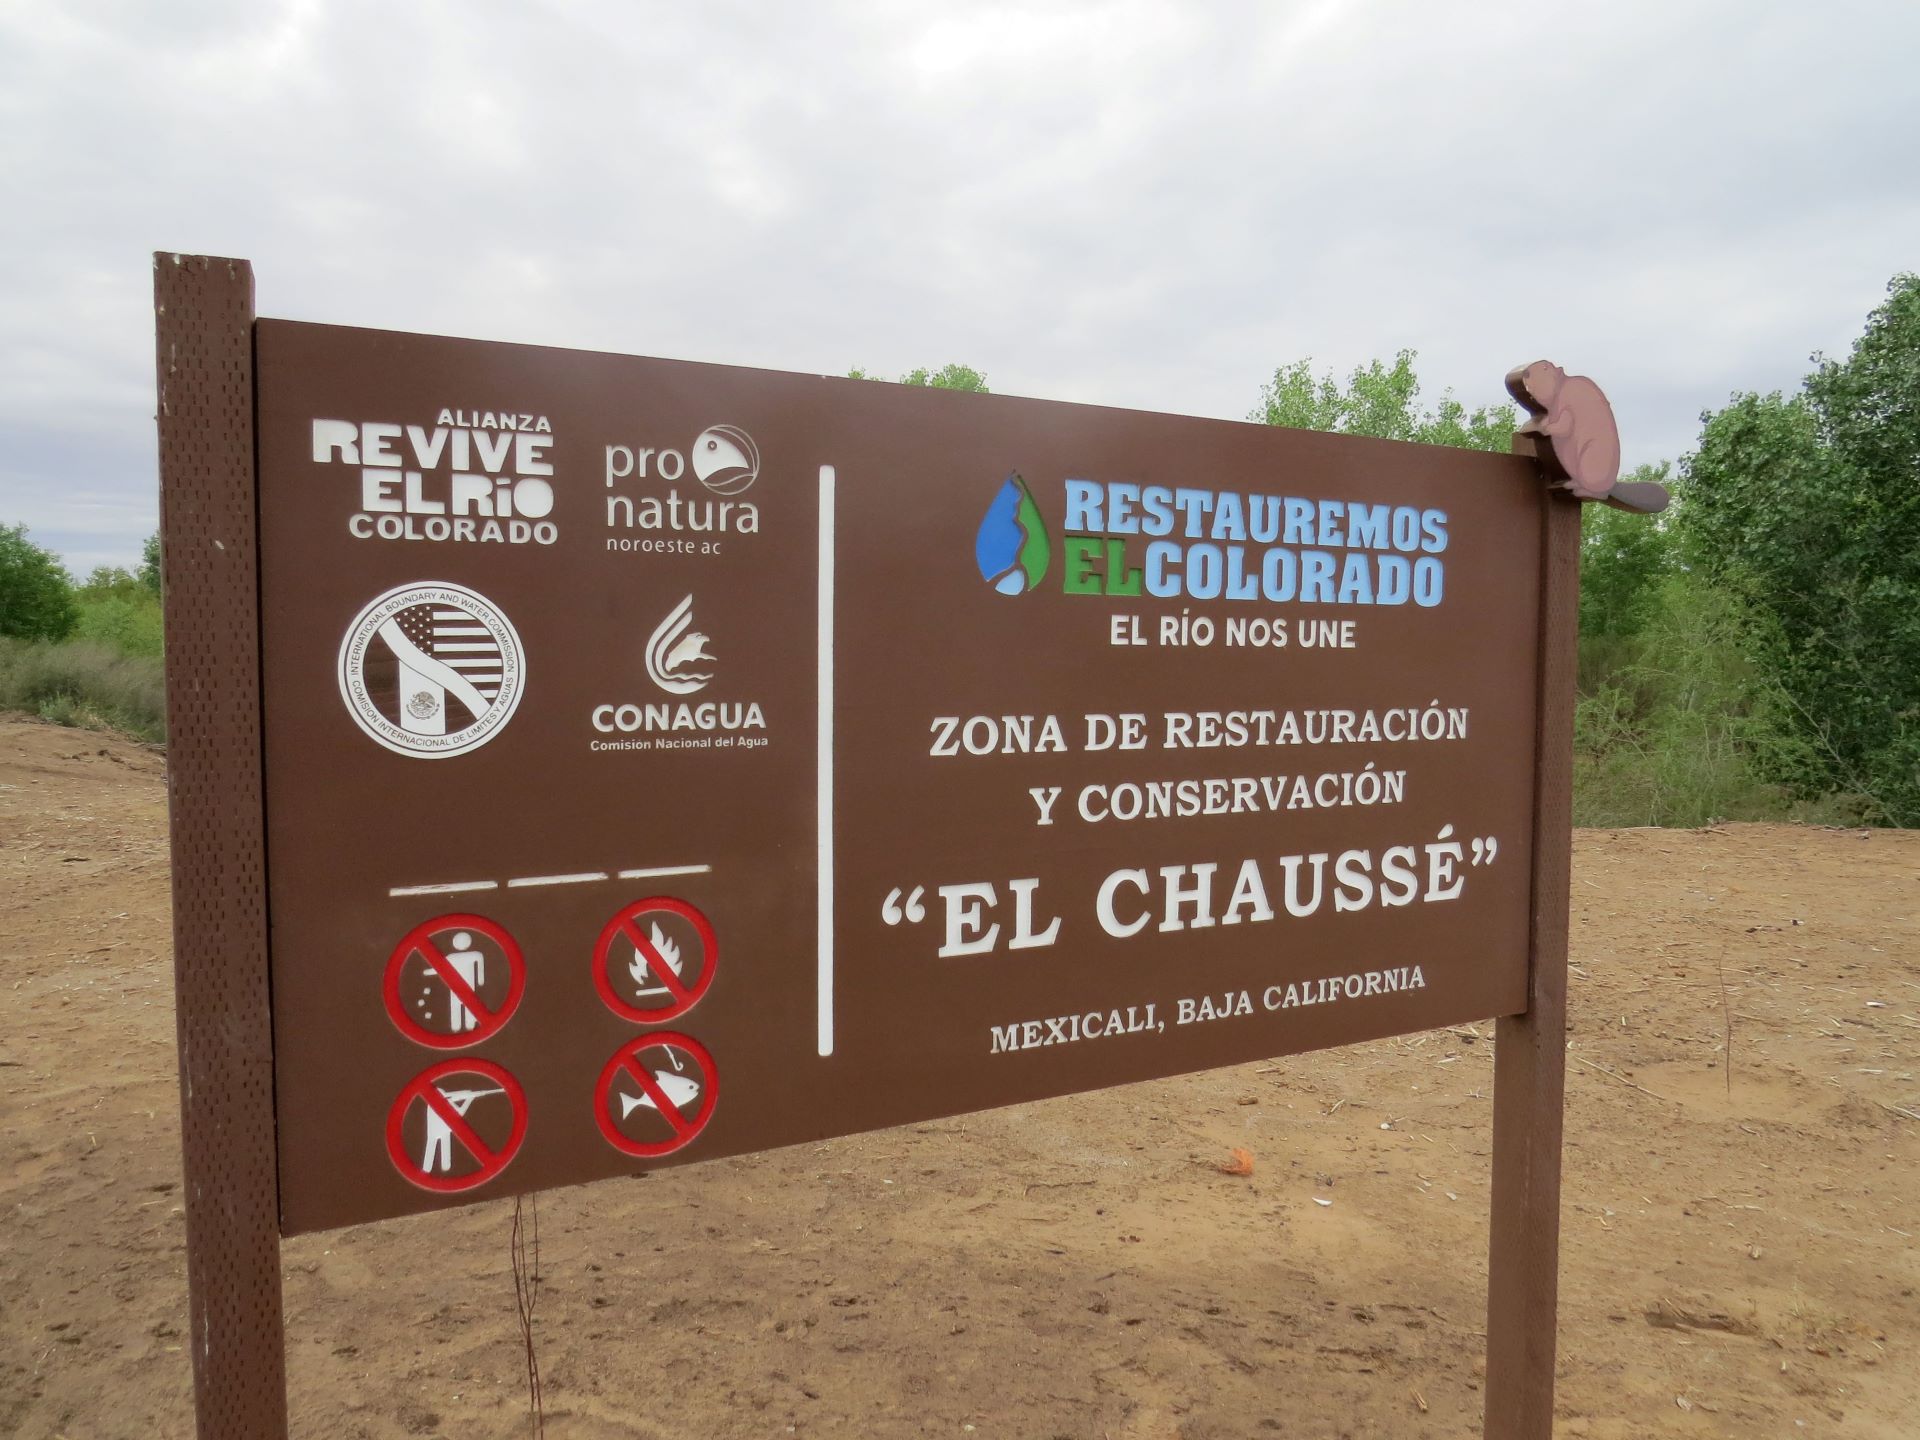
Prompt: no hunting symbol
<box><xmin>386</xmin><ymin>1058</ymin><xmax>528</xmax><ymax>1193</ymax></box>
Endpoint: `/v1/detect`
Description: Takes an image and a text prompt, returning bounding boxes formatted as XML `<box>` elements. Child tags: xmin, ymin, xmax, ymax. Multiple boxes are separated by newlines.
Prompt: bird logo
<box><xmin>689</xmin><ymin>424</ymin><xmax>761</xmax><ymax>496</ymax></box>
<box><xmin>644</xmin><ymin>595</ymin><xmax>716</xmax><ymax>695</ymax></box>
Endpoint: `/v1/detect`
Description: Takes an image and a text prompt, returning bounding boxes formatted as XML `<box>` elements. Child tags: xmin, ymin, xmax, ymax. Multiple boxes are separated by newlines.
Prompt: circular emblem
<box><xmin>338</xmin><ymin>582</ymin><xmax>525</xmax><ymax>758</ymax></box>
<box><xmin>690</xmin><ymin>425</ymin><xmax>760</xmax><ymax>496</ymax></box>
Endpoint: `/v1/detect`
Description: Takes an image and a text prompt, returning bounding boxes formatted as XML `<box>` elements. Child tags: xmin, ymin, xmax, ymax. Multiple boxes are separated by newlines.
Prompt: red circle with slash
<box><xmin>384</xmin><ymin>913</ymin><xmax>526</xmax><ymax>1049</ymax></box>
<box><xmin>386</xmin><ymin>1058</ymin><xmax>527</xmax><ymax>1193</ymax></box>
<box><xmin>594</xmin><ymin>1032</ymin><xmax>718</xmax><ymax>1158</ymax></box>
<box><xmin>592</xmin><ymin>897</ymin><xmax>717</xmax><ymax>1023</ymax></box>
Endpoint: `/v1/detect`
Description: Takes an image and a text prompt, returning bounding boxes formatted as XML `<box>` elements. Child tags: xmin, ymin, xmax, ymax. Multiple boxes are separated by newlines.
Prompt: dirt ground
<box><xmin>1</xmin><ymin>716</ymin><xmax>1916</xmax><ymax>1439</ymax></box>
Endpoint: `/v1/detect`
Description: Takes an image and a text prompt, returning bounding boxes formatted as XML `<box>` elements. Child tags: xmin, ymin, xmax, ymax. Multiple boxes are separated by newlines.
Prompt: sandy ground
<box><xmin>1</xmin><ymin>715</ymin><xmax>1916</xmax><ymax>1439</ymax></box>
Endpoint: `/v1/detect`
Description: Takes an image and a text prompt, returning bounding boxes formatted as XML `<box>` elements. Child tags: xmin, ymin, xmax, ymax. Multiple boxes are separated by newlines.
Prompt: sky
<box><xmin>3</xmin><ymin>0</ymin><xmax>1916</xmax><ymax>577</ymax></box>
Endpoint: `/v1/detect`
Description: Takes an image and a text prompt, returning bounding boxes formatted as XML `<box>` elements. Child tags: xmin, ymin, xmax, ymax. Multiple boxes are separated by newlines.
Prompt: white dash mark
<box><xmin>388</xmin><ymin>880</ymin><xmax>500</xmax><ymax>898</ymax></box>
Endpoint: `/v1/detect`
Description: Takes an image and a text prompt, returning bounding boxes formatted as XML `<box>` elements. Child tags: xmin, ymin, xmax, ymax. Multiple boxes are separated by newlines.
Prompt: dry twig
<box><xmin>511</xmin><ymin>1193</ymin><xmax>545</xmax><ymax>1438</ymax></box>
<box><xmin>1571</xmin><ymin>1055</ymin><xmax>1674</xmax><ymax>1103</ymax></box>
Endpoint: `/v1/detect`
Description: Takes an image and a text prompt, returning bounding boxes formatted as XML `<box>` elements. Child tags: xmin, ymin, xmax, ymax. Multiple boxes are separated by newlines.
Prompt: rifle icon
<box><xmin>436</xmin><ymin>1086</ymin><xmax>504</xmax><ymax>1111</ymax></box>
<box><xmin>420</xmin><ymin>1085</ymin><xmax>505</xmax><ymax>1174</ymax></box>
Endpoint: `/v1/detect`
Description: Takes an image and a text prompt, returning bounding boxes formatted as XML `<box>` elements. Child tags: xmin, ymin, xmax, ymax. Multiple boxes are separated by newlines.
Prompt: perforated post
<box><xmin>154</xmin><ymin>253</ymin><xmax>289</xmax><ymax>1439</ymax></box>
<box><xmin>1483</xmin><ymin>455</ymin><xmax>1581</xmax><ymax>1439</ymax></box>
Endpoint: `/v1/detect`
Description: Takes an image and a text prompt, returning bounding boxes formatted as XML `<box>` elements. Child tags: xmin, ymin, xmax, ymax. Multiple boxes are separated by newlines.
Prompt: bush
<box><xmin>72</xmin><ymin>589</ymin><xmax>165</xmax><ymax>658</ymax></box>
<box><xmin>1571</xmin><ymin>573</ymin><xmax>1865</xmax><ymax>826</ymax></box>
<box><xmin>0</xmin><ymin>638</ymin><xmax>167</xmax><ymax>743</ymax></box>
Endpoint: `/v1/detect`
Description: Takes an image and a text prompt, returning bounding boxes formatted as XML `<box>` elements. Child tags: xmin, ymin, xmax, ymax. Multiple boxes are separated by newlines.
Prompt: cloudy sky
<box><xmin>3</xmin><ymin>0</ymin><xmax>1915</xmax><ymax>575</ymax></box>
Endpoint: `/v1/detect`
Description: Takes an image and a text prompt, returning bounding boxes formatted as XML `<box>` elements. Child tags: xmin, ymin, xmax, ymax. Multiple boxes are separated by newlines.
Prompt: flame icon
<box><xmin>975</xmin><ymin>472</ymin><xmax>1050</xmax><ymax>595</ymax></box>
<box><xmin>630</xmin><ymin>922</ymin><xmax>684</xmax><ymax>996</ymax></box>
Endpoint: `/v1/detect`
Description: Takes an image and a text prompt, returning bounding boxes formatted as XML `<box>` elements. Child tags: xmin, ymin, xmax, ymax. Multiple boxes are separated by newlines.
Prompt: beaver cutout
<box><xmin>1506</xmin><ymin>361</ymin><xmax>1668</xmax><ymax>513</ymax></box>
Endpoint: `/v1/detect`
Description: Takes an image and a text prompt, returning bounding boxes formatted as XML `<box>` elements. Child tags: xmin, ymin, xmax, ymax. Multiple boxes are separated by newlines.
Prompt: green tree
<box><xmin>848</xmin><ymin>363</ymin><xmax>990</xmax><ymax>393</ymax></box>
<box><xmin>81</xmin><ymin>564</ymin><xmax>145</xmax><ymax>599</ymax></box>
<box><xmin>1249</xmin><ymin>350</ymin><xmax>1515</xmax><ymax>451</ymax></box>
<box><xmin>1679</xmin><ymin>274</ymin><xmax>1920</xmax><ymax>823</ymax></box>
<box><xmin>139</xmin><ymin>532</ymin><xmax>161</xmax><ymax>596</ymax></box>
<box><xmin>1579</xmin><ymin>465</ymin><xmax>1678</xmax><ymax>644</ymax></box>
<box><xmin>0</xmin><ymin>524</ymin><xmax>78</xmax><ymax>642</ymax></box>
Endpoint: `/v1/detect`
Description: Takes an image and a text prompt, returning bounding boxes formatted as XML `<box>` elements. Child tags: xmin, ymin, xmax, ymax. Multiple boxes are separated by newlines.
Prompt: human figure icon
<box><xmin>444</xmin><ymin>931</ymin><xmax>485</xmax><ymax>1032</ymax></box>
<box><xmin>420</xmin><ymin>1084</ymin><xmax>501</xmax><ymax>1173</ymax></box>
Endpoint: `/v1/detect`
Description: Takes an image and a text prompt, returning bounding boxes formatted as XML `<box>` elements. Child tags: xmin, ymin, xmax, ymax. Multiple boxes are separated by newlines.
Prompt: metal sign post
<box><xmin>1484</xmin><ymin>466</ymin><xmax>1581</xmax><ymax>1438</ymax></box>
<box><xmin>153</xmin><ymin>252</ymin><xmax>1663</xmax><ymax>1440</ymax></box>
<box><xmin>154</xmin><ymin>254</ymin><xmax>288</xmax><ymax>1438</ymax></box>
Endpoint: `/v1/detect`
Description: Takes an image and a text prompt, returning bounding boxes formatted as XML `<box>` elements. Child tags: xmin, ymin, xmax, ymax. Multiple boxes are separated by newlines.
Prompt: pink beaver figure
<box><xmin>1506</xmin><ymin>361</ymin><xmax>1668</xmax><ymax>513</ymax></box>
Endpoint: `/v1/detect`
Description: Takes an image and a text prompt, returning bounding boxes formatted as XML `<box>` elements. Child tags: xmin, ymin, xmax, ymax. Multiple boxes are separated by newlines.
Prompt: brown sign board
<box><xmin>156</xmin><ymin>254</ymin><xmax>1665</xmax><ymax>1439</ymax></box>
<box><xmin>252</xmin><ymin>319</ymin><xmax>1543</xmax><ymax>1234</ymax></box>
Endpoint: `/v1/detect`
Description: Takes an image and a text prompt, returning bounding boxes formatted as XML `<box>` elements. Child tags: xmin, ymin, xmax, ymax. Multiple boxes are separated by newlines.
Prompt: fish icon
<box><xmin>619</xmin><ymin>1069</ymin><xmax>703</xmax><ymax>1119</ymax></box>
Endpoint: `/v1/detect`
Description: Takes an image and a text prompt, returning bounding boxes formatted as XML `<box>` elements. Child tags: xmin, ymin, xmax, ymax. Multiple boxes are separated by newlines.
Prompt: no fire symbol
<box><xmin>383</xmin><ymin>913</ymin><xmax>526</xmax><ymax>1048</ymax></box>
<box><xmin>592</xmin><ymin>897</ymin><xmax>717</xmax><ymax>1023</ymax></box>
<box><xmin>386</xmin><ymin>1058</ymin><xmax>528</xmax><ymax>1193</ymax></box>
<box><xmin>594</xmin><ymin>1032</ymin><xmax>718</xmax><ymax>1158</ymax></box>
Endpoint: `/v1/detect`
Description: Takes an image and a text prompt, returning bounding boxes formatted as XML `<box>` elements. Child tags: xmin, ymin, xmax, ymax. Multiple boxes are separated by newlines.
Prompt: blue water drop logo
<box><xmin>974</xmin><ymin>473</ymin><xmax>1050</xmax><ymax>595</ymax></box>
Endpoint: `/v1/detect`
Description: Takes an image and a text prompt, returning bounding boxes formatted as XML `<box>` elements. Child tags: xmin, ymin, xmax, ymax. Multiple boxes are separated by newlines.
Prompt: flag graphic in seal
<box><xmin>338</xmin><ymin>582</ymin><xmax>526</xmax><ymax>758</ymax></box>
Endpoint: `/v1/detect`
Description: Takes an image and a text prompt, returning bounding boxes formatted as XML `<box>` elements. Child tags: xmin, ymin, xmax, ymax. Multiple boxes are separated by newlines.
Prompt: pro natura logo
<box><xmin>690</xmin><ymin>425</ymin><xmax>760</xmax><ymax>495</ymax></box>
<box><xmin>338</xmin><ymin>582</ymin><xmax>525</xmax><ymax>757</ymax></box>
<box><xmin>605</xmin><ymin>424</ymin><xmax>763</xmax><ymax>556</ymax></box>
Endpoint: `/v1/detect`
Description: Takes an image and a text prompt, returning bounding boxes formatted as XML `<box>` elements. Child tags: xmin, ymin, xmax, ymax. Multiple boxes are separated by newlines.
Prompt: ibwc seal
<box><xmin>338</xmin><ymin>582</ymin><xmax>525</xmax><ymax>758</ymax></box>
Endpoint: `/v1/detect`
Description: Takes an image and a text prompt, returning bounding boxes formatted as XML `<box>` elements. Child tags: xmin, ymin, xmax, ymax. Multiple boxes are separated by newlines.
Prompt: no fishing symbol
<box><xmin>592</xmin><ymin>897</ymin><xmax>718</xmax><ymax>1023</ymax></box>
<box><xmin>595</xmin><ymin>1032</ymin><xmax>718</xmax><ymax>1158</ymax></box>
<box><xmin>383</xmin><ymin>913</ymin><xmax>525</xmax><ymax>1048</ymax></box>
<box><xmin>386</xmin><ymin>1059</ymin><xmax>528</xmax><ymax>1193</ymax></box>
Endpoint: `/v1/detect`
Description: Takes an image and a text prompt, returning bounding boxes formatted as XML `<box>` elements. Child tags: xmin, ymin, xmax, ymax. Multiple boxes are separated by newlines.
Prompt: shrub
<box><xmin>72</xmin><ymin>590</ymin><xmax>165</xmax><ymax>658</ymax></box>
<box><xmin>1571</xmin><ymin>574</ymin><xmax>1865</xmax><ymax>826</ymax></box>
<box><xmin>0</xmin><ymin>638</ymin><xmax>167</xmax><ymax>743</ymax></box>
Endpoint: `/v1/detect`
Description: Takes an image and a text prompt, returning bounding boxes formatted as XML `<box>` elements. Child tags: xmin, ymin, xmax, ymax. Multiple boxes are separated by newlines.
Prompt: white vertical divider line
<box><xmin>817</xmin><ymin>465</ymin><xmax>836</xmax><ymax>1056</ymax></box>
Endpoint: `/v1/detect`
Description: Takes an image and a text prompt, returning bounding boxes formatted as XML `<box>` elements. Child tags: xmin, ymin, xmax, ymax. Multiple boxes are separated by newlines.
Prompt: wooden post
<box><xmin>1483</xmin><ymin>462</ymin><xmax>1582</xmax><ymax>1438</ymax></box>
<box><xmin>154</xmin><ymin>253</ymin><xmax>289</xmax><ymax>1439</ymax></box>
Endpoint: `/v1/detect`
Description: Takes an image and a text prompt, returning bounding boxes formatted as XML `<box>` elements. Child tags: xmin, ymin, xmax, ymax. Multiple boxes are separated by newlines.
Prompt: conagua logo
<box><xmin>338</xmin><ymin>582</ymin><xmax>525</xmax><ymax>757</ymax></box>
<box><xmin>645</xmin><ymin>595</ymin><xmax>716</xmax><ymax>695</ymax></box>
<box><xmin>975</xmin><ymin>471</ymin><xmax>1051</xmax><ymax>595</ymax></box>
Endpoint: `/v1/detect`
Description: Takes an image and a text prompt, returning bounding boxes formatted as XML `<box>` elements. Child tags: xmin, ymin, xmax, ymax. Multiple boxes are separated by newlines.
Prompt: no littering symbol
<box><xmin>592</xmin><ymin>897</ymin><xmax>717</xmax><ymax>1023</ymax></box>
<box><xmin>386</xmin><ymin>1058</ymin><xmax>527</xmax><ymax>1194</ymax></box>
<box><xmin>383</xmin><ymin>913</ymin><xmax>525</xmax><ymax>1048</ymax></box>
<box><xmin>595</xmin><ymin>1032</ymin><xmax>718</xmax><ymax>1158</ymax></box>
